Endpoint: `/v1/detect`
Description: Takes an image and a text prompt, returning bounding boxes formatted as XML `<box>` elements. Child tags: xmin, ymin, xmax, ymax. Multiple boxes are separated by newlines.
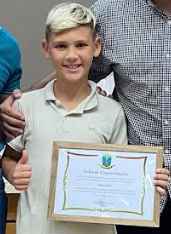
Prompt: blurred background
<box><xmin>0</xmin><ymin>0</ymin><xmax>95</xmax><ymax>89</ymax></box>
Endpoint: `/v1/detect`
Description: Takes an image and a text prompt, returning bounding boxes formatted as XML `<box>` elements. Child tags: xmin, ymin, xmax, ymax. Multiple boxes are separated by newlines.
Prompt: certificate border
<box><xmin>48</xmin><ymin>141</ymin><xmax>163</xmax><ymax>227</ymax></box>
<box><xmin>63</xmin><ymin>154</ymin><xmax>147</xmax><ymax>215</ymax></box>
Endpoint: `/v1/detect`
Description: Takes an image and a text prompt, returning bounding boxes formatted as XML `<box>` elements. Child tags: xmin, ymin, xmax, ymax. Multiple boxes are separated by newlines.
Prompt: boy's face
<box><xmin>42</xmin><ymin>26</ymin><xmax>101</xmax><ymax>84</ymax></box>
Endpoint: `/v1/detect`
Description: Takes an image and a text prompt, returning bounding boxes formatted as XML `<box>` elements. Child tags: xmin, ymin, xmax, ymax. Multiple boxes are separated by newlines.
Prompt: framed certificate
<box><xmin>48</xmin><ymin>141</ymin><xmax>163</xmax><ymax>227</ymax></box>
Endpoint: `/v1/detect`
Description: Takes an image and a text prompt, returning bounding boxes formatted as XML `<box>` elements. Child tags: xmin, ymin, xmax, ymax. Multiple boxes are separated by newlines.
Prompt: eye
<box><xmin>54</xmin><ymin>44</ymin><xmax>66</xmax><ymax>50</ymax></box>
<box><xmin>77</xmin><ymin>43</ymin><xmax>87</xmax><ymax>48</ymax></box>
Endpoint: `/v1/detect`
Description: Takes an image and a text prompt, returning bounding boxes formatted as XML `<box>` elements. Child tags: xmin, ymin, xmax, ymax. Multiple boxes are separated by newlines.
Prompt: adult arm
<box><xmin>0</xmin><ymin>71</ymin><xmax>56</xmax><ymax>138</ymax></box>
<box><xmin>0</xmin><ymin>90</ymin><xmax>23</xmax><ymax>139</ymax></box>
<box><xmin>0</xmin><ymin>30</ymin><xmax>22</xmax><ymax>143</ymax></box>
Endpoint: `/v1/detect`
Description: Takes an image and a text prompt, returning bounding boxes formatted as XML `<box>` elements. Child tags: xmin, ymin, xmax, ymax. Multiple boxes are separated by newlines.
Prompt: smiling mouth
<box><xmin>64</xmin><ymin>65</ymin><xmax>81</xmax><ymax>69</ymax></box>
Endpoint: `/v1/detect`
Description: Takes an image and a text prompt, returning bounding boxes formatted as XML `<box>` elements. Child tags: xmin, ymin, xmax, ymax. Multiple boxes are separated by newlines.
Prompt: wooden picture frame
<box><xmin>48</xmin><ymin>141</ymin><xmax>163</xmax><ymax>227</ymax></box>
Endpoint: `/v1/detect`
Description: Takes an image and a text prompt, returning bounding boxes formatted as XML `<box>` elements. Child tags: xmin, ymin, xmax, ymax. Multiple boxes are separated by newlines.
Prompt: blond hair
<box><xmin>45</xmin><ymin>2</ymin><xmax>96</xmax><ymax>41</ymax></box>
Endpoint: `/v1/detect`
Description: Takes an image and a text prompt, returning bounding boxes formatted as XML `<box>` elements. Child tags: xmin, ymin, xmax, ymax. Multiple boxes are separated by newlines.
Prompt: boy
<box><xmin>1</xmin><ymin>3</ymin><xmax>169</xmax><ymax>234</ymax></box>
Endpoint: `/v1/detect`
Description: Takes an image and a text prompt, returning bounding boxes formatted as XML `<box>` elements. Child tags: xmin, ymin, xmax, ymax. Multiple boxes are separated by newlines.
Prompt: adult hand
<box><xmin>96</xmin><ymin>86</ymin><xmax>107</xmax><ymax>96</ymax></box>
<box><xmin>96</xmin><ymin>86</ymin><xmax>113</xmax><ymax>98</ymax></box>
<box><xmin>12</xmin><ymin>150</ymin><xmax>32</xmax><ymax>191</ymax></box>
<box><xmin>154</xmin><ymin>168</ymin><xmax>170</xmax><ymax>196</ymax></box>
<box><xmin>0</xmin><ymin>89</ymin><xmax>25</xmax><ymax>139</ymax></box>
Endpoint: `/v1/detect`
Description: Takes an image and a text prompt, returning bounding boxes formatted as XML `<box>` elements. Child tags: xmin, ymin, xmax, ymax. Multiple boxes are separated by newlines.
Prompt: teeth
<box><xmin>66</xmin><ymin>65</ymin><xmax>79</xmax><ymax>69</ymax></box>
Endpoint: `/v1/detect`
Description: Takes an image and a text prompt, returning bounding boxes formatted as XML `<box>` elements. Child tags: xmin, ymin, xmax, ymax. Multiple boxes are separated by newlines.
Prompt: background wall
<box><xmin>0</xmin><ymin>0</ymin><xmax>95</xmax><ymax>89</ymax></box>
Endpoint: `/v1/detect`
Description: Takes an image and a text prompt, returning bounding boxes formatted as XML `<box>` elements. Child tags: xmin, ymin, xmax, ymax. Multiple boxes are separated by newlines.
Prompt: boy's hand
<box><xmin>0</xmin><ymin>89</ymin><xmax>25</xmax><ymax>139</ymax></box>
<box><xmin>12</xmin><ymin>150</ymin><xmax>32</xmax><ymax>191</ymax></box>
<box><xmin>154</xmin><ymin>168</ymin><xmax>170</xmax><ymax>196</ymax></box>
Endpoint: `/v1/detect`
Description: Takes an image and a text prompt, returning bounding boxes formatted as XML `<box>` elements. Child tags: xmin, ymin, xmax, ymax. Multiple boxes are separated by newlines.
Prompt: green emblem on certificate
<box><xmin>100</xmin><ymin>153</ymin><xmax>114</xmax><ymax>169</ymax></box>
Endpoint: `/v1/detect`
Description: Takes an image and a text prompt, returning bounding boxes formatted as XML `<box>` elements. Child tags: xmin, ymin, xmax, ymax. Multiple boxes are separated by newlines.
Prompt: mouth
<box><xmin>63</xmin><ymin>64</ymin><xmax>82</xmax><ymax>74</ymax></box>
<box><xmin>64</xmin><ymin>64</ymin><xmax>81</xmax><ymax>69</ymax></box>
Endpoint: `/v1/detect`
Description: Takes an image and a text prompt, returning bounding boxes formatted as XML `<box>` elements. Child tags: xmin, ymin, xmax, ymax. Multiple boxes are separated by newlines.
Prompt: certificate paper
<box><xmin>48</xmin><ymin>142</ymin><xmax>163</xmax><ymax>227</ymax></box>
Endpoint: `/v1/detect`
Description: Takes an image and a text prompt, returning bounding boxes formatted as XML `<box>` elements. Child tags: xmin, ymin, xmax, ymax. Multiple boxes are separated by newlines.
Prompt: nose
<box><xmin>66</xmin><ymin>47</ymin><xmax>78</xmax><ymax>61</ymax></box>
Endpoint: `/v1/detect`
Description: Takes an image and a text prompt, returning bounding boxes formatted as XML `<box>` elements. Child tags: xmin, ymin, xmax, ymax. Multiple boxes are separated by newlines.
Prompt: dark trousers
<box><xmin>116</xmin><ymin>196</ymin><xmax>171</xmax><ymax>234</ymax></box>
<box><xmin>0</xmin><ymin>169</ymin><xmax>7</xmax><ymax>234</ymax></box>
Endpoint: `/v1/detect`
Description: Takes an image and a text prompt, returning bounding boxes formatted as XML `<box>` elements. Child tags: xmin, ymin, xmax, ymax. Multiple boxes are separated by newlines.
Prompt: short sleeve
<box><xmin>0</xmin><ymin>26</ymin><xmax>22</xmax><ymax>95</ymax></box>
<box><xmin>109</xmin><ymin>107</ymin><xmax>128</xmax><ymax>145</ymax></box>
<box><xmin>2</xmin><ymin>42</ymin><xmax>22</xmax><ymax>94</ymax></box>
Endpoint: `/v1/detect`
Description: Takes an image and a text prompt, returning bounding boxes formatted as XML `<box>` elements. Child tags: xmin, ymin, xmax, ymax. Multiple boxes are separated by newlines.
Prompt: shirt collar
<box><xmin>44</xmin><ymin>79</ymin><xmax>98</xmax><ymax>114</ymax></box>
<box><xmin>44</xmin><ymin>79</ymin><xmax>56</xmax><ymax>101</ymax></box>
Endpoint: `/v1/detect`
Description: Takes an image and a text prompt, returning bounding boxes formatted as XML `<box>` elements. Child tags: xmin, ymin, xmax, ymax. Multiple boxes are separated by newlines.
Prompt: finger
<box><xmin>0</xmin><ymin>106</ymin><xmax>25</xmax><ymax>121</ymax></box>
<box><xmin>14</xmin><ymin>178</ymin><xmax>31</xmax><ymax>186</ymax></box>
<box><xmin>96</xmin><ymin>86</ymin><xmax>107</xmax><ymax>96</ymax></box>
<box><xmin>12</xmin><ymin>89</ymin><xmax>22</xmax><ymax>99</ymax></box>
<box><xmin>100</xmin><ymin>90</ymin><xmax>107</xmax><ymax>96</ymax></box>
<box><xmin>2</xmin><ymin>123</ymin><xmax>24</xmax><ymax>139</ymax></box>
<box><xmin>3</xmin><ymin>130</ymin><xmax>16</xmax><ymax>140</ymax></box>
<box><xmin>1</xmin><ymin>113</ymin><xmax>25</xmax><ymax>129</ymax></box>
<box><xmin>13</xmin><ymin>170</ymin><xmax>32</xmax><ymax>186</ymax></box>
<box><xmin>0</xmin><ymin>93</ymin><xmax>16</xmax><ymax>107</ymax></box>
<box><xmin>4</xmin><ymin>130</ymin><xmax>22</xmax><ymax>140</ymax></box>
<box><xmin>18</xmin><ymin>150</ymin><xmax>29</xmax><ymax>165</ymax></box>
<box><xmin>156</xmin><ymin>186</ymin><xmax>167</xmax><ymax>196</ymax></box>
<box><xmin>155</xmin><ymin>168</ymin><xmax>170</xmax><ymax>175</ymax></box>
<box><xmin>14</xmin><ymin>166</ymin><xmax>32</xmax><ymax>176</ymax></box>
<box><xmin>154</xmin><ymin>174</ymin><xmax>169</xmax><ymax>182</ymax></box>
<box><xmin>96</xmin><ymin>86</ymin><xmax>102</xmax><ymax>93</ymax></box>
<box><xmin>14</xmin><ymin>184</ymin><xmax>30</xmax><ymax>191</ymax></box>
<box><xmin>153</xmin><ymin>180</ymin><xmax>168</xmax><ymax>189</ymax></box>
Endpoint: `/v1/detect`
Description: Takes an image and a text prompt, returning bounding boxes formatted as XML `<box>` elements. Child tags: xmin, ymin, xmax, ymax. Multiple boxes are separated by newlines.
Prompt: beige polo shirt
<box><xmin>9</xmin><ymin>80</ymin><xmax>127</xmax><ymax>234</ymax></box>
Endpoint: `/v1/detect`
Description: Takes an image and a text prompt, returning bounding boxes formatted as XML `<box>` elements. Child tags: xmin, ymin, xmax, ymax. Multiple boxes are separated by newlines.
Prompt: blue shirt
<box><xmin>0</xmin><ymin>25</ymin><xmax>22</xmax><ymax>151</ymax></box>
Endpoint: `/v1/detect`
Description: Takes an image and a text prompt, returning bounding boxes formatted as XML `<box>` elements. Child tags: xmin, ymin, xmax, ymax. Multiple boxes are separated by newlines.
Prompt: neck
<box><xmin>153</xmin><ymin>0</ymin><xmax>171</xmax><ymax>14</ymax></box>
<box><xmin>53</xmin><ymin>80</ymin><xmax>91</xmax><ymax>111</ymax></box>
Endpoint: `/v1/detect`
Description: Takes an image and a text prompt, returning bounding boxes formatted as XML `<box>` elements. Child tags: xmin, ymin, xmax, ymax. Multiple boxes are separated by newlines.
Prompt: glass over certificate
<box><xmin>48</xmin><ymin>142</ymin><xmax>163</xmax><ymax>227</ymax></box>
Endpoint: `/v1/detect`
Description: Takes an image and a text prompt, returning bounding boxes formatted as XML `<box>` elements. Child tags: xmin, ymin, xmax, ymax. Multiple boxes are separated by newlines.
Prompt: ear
<box><xmin>93</xmin><ymin>36</ymin><xmax>101</xmax><ymax>57</ymax></box>
<box><xmin>41</xmin><ymin>39</ymin><xmax>50</xmax><ymax>59</ymax></box>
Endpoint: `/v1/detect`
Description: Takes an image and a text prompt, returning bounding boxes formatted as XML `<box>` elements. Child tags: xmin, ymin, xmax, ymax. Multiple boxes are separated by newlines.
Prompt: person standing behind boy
<box><xmin>0</xmin><ymin>25</ymin><xmax>22</xmax><ymax>234</ymax></box>
<box><xmin>2</xmin><ymin>3</ymin><xmax>126</xmax><ymax>234</ymax></box>
<box><xmin>89</xmin><ymin>1</ymin><xmax>171</xmax><ymax>233</ymax></box>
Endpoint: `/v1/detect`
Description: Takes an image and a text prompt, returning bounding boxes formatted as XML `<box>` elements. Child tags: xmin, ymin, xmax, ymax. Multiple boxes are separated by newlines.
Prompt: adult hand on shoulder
<box><xmin>12</xmin><ymin>150</ymin><xmax>32</xmax><ymax>191</ymax></box>
<box><xmin>96</xmin><ymin>86</ymin><xmax>113</xmax><ymax>98</ymax></box>
<box><xmin>154</xmin><ymin>168</ymin><xmax>170</xmax><ymax>196</ymax></box>
<box><xmin>0</xmin><ymin>89</ymin><xmax>25</xmax><ymax>139</ymax></box>
<box><xmin>96</xmin><ymin>86</ymin><xmax>107</xmax><ymax>96</ymax></box>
